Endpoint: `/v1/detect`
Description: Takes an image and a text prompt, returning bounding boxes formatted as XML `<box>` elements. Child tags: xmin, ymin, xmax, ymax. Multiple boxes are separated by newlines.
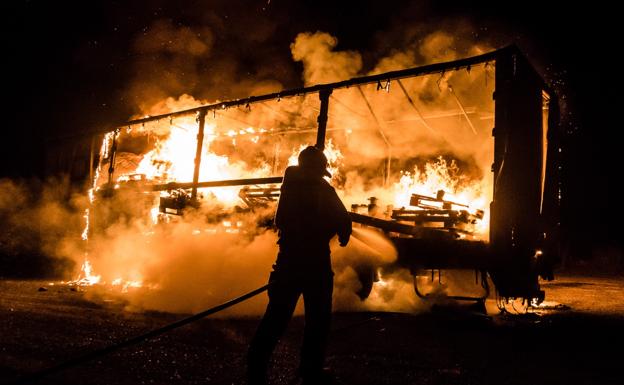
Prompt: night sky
<box><xmin>2</xmin><ymin>0</ymin><xmax>620</xmax><ymax>254</ymax></box>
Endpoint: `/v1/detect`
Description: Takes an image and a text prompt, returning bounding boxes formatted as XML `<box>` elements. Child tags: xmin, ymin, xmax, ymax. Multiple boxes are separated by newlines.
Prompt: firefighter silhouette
<box><xmin>248</xmin><ymin>146</ymin><xmax>352</xmax><ymax>385</ymax></box>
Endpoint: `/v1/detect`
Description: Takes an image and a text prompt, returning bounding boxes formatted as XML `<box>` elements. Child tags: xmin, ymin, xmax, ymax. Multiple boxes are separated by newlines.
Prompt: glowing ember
<box><xmin>66</xmin><ymin>259</ymin><xmax>145</xmax><ymax>291</ymax></box>
<box><xmin>112</xmin><ymin>278</ymin><xmax>143</xmax><ymax>293</ymax></box>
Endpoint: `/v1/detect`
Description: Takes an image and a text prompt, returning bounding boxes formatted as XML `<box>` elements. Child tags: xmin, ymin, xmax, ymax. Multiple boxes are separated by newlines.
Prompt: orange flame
<box><xmin>393</xmin><ymin>156</ymin><xmax>489</xmax><ymax>237</ymax></box>
<box><xmin>132</xmin><ymin>120</ymin><xmax>271</xmax><ymax>206</ymax></box>
<box><xmin>287</xmin><ymin>139</ymin><xmax>343</xmax><ymax>178</ymax></box>
<box><xmin>71</xmin><ymin>259</ymin><xmax>101</xmax><ymax>286</ymax></box>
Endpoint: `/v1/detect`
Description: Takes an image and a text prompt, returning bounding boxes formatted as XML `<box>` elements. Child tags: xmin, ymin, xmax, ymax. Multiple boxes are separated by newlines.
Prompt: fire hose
<box><xmin>7</xmin><ymin>284</ymin><xmax>271</xmax><ymax>385</ymax></box>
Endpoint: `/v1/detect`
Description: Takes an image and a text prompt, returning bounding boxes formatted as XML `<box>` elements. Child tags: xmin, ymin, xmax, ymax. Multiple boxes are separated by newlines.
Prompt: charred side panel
<box><xmin>538</xmin><ymin>95</ymin><xmax>561</xmax><ymax>280</ymax></box>
<box><xmin>490</xmin><ymin>52</ymin><xmax>546</xmax><ymax>299</ymax></box>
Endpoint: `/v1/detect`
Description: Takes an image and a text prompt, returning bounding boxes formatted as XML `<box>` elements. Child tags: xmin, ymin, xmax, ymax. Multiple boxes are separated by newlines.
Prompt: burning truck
<box><xmin>74</xmin><ymin>45</ymin><xmax>559</xmax><ymax>310</ymax></box>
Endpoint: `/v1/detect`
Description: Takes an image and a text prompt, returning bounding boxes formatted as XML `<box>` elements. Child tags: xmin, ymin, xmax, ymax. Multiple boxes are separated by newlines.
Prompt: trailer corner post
<box><xmin>191</xmin><ymin>109</ymin><xmax>207</xmax><ymax>201</ymax></box>
<box><xmin>107</xmin><ymin>129</ymin><xmax>119</xmax><ymax>186</ymax></box>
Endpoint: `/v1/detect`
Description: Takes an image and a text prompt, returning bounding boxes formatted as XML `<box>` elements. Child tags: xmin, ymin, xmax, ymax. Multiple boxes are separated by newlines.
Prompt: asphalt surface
<box><xmin>1</xmin><ymin>273</ymin><xmax>623</xmax><ymax>385</ymax></box>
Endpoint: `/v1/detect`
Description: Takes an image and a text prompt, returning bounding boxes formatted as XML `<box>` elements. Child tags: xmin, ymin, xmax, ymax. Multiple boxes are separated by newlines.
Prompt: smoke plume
<box><xmin>9</xmin><ymin>23</ymin><xmax>500</xmax><ymax>315</ymax></box>
<box><xmin>0</xmin><ymin>178</ymin><xmax>85</xmax><ymax>278</ymax></box>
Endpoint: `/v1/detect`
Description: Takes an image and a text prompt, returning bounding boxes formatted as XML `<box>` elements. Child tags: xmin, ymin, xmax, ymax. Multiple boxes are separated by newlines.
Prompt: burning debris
<box><xmin>73</xmin><ymin>259</ymin><xmax>101</xmax><ymax>286</ymax></box>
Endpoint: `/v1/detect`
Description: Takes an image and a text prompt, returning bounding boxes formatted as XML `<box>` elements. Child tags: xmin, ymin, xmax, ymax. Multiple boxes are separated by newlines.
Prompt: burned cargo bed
<box><xmin>79</xmin><ymin>45</ymin><xmax>560</xmax><ymax>307</ymax></box>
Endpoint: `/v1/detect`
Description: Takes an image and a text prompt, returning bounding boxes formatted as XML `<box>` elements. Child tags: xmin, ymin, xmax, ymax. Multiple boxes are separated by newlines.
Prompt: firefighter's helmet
<box><xmin>297</xmin><ymin>146</ymin><xmax>331</xmax><ymax>177</ymax></box>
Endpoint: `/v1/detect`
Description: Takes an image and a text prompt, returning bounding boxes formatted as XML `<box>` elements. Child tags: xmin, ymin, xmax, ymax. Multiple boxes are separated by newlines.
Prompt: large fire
<box><xmin>73</xmin><ymin>118</ymin><xmax>489</xmax><ymax>288</ymax></box>
<box><xmin>67</xmin><ymin>58</ymin><xmax>495</xmax><ymax>316</ymax></box>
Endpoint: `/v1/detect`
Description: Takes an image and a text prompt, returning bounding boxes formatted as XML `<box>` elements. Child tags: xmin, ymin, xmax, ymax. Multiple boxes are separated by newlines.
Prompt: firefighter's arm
<box><xmin>338</xmin><ymin>217</ymin><xmax>352</xmax><ymax>247</ymax></box>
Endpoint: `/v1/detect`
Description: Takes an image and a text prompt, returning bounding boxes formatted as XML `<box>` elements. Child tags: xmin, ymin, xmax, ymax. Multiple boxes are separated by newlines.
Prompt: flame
<box><xmin>132</xmin><ymin>119</ymin><xmax>271</xmax><ymax>206</ymax></box>
<box><xmin>135</xmin><ymin>121</ymin><xmax>200</xmax><ymax>182</ymax></box>
<box><xmin>287</xmin><ymin>139</ymin><xmax>343</xmax><ymax>178</ymax></box>
<box><xmin>83</xmin><ymin>127</ymin><xmax>489</xmax><ymax>292</ymax></box>
<box><xmin>65</xmin><ymin>258</ymin><xmax>146</xmax><ymax>291</ymax></box>
<box><xmin>393</xmin><ymin>156</ymin><xmax>489</xmax><ymax>237</ymax></box>
<box><xmin>81</xmin><ymin>83</ymin><xmax>492</xmax><ymax>297</ymax></box>
<box><xmin>71</xmin><ymin>259</ymin><xmax>101</xmax><ymax>286</ymax></box>
<box><xmin>81</xmin><ymin>208</ymin><xmax>90</xmax><ymax>241</ymax></box>
<box><xmin>112</xmin><ymin>278</ymin><xmax>143</xmax><ymax>293</ymax></box>
<box><xmin>77</xmin><ymin>110</ymin><xmax>276</xmax><ymax>289</ymax></box>
<box><xmin>394</xmin><ymin>157</ymin><xmax>480</xmax><ymax>208</ymax></box>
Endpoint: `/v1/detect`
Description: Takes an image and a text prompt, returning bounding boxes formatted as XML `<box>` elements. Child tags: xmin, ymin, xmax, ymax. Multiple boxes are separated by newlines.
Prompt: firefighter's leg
<box><xmin>300</xmin><ymin>272</ymin><xmax>334</xmax><ymax>380</ymax></box>
<box><xmin>247</xmin><ymin>276</ymin><xmax>300</xmax><ymax>384</ymax></box>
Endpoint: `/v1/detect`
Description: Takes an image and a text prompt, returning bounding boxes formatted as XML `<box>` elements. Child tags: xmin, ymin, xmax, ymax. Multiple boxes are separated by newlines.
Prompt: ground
<box><xmin>1</xmin><ymin>273</ymin><xmax>623</xmax><ymax>385</ymax></box>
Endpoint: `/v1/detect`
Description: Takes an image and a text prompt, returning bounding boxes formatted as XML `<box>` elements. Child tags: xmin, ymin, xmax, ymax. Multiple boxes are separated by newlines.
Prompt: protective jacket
<box><xmin>274</xmin><ymin>165</ymin><xmax>352</xmax><ymax>272</ymax></box>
